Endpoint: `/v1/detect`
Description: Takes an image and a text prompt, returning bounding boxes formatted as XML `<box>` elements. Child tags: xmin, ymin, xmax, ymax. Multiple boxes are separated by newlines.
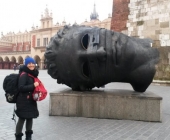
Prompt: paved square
<box><xmin>0</xmin><ymin>70</ymin><xmax>170</xmax><ymax>140</ymax></box>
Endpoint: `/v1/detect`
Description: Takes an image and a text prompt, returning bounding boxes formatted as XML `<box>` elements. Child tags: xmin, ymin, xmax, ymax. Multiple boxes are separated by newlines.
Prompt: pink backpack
<box><xmin>28</xmin><ymin>74</ymin><xmax>47</xmax><ymax>101</ymax></box>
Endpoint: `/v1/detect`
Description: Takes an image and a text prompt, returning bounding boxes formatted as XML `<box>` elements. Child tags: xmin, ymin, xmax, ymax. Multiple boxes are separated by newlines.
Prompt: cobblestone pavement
<box><xmin>0</xmin><ymin>70</ymin><xmax>170</xmax><ymax>140</ymax></box>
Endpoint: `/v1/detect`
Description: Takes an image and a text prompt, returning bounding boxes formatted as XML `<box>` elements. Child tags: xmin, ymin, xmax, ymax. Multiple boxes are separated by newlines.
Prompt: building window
<box><xmin>47</xmin><ymin>21</ymin><xmax>49</xmax><ymax>27</ymax></box>
<box><xmin>19</xmin><ymin>45</ymin><xmax>22</xmax><ymax>51</ymax></box>
<box><xmin>43</xmin><ymin>38</ymin><xmax>48</xmax><ymax>46</ymax></box>
<box><xmin>13</xmin><ymin>46</ymin><xmax>16</xmax><ymax>51</ymax></box>
<box><xmin>37</xmin><ymin>39</ymin><xmax>40</xmax><ymax>47</ymax></box>
<box><xmin>26</xmin><ymin>45</ymin><xmax>29</xmax><ymax>51</ymax></box>
<box><xmin>43</xmin><ymin>22</ymin><xmax>45</xmax><ymax>28</ymax></box>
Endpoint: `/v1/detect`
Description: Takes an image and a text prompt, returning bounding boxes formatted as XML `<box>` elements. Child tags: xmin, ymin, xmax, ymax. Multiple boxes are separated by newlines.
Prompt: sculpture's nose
<box><xmin>87</xmin><ymin>45</ymin><xmax>106</xmax><ymax>62</ymax></box>
<box><xmin>97</xmin><ymin>47</ymin><xmax>107</xmax><ymax>62</ymax></box>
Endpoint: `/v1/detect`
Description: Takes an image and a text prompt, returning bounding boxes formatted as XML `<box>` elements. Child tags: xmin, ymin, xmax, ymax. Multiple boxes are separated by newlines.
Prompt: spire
<box><xmin>90</xmin><ymin>3</ymin><xmax>99</xmax><ymax>20</ymax></box>
<box><xmin>62</xmin><ymin>18</ymin><xmax>66</xmax><ymax>26</ymax></box>
<box><xmin>108</xmin><ymin>13</ymin><xmax>112</xmax><ymax>18</ymax></box>
<box><xmin>41</xmin><ymin>5</ymin><xmax>53</xmax><ymax>19</ymax></box>
<box><xmin>56</xmin><ymin>22</ymin><xmax>59</xmax><ymax>26</ymax></box>
<box><xmin>62</xmin><ymin>17</ymin><xmax>66</xmax><ymax>23</ymax></box>
<box><xmin>50</xmin><ymin>10</ymin><xmax>53</xmax><ymax>17</ymax></box>
<box><xmin>93</xmin><ymin>3</ymin><xmax>96</xmax><ymax>14</ymax></box>
<box><xmin>41</xmin><ymin>12</ymin><xmax>43</xmax><ymax>18</ymax></box>
<box><xmin>74</xmin><ymin>21</ymin><xmax>77</xmax><ymax>25</ymax></box>
<box><xmin>45</xmin><ymin>4</ymin><xmax>49</xmax><ymax>17</ymax></box>
<box><xmin>32</xmin><ymin>24</ymin><xmax>35</xmax><ymax>30</ymax></box>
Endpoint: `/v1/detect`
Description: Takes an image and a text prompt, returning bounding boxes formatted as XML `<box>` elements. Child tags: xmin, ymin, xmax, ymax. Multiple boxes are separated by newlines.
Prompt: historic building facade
<box><xmin>126</xmin><ymin>0</ymin><xmax>170</xmax><ymax>48</ymax></box>
<box><xmin>0</xmin><ymin>4</ymin><xmax>111</xmax><ymax>69</ymax></box>
<box><xmin>111</xmin><ymin>0</ymin><xmax>170</xmax><ymax>80</ymax></box>
<box><xmin>112</xmin><ymin>0</ymin><xmax>170</xmax><ymax>48</ymax></box>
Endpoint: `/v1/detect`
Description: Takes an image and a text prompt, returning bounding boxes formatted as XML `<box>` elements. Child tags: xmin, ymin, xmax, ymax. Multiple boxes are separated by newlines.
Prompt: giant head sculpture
<box><xmin>45</xmin><ymin>25</ymin><xmax>159</xmax><ymax>92</ymax></box>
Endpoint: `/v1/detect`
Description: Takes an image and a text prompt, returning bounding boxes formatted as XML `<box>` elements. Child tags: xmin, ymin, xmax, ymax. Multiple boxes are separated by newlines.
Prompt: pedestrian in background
<box><xmin>13</xmin><ymin>64</ymin><xmax>16</xmax><ymax>71</ymax></box>
<box><xmin>15</xmin><ymin>57</ymin><xmax>39</xmax><ymax>140</ymax></box>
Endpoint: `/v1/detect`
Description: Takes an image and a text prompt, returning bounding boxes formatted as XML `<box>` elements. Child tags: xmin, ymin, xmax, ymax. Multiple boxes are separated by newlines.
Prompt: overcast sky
<box><xmin>0</xmin><ymin>0</ymin><xmax>113</xmax><ymax>35</ymax></box>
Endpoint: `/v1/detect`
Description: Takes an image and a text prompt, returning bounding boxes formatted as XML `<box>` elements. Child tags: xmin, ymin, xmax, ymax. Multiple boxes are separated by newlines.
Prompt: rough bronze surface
<box><xmin>45</xmin><ymin>25</ymin><xmax>159</xmax><ymax>92</ymax></box>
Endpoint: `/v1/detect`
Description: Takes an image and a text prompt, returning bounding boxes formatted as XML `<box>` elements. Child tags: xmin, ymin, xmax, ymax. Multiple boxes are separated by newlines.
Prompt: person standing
<box><xmin>15</xmin><ymin>57</ymin><xmax>39</xmax><ymax>140</ymax></box>
<box><xmin>13</xmin><ymin>64</ymin><xmax>16</xmax><ymax>71</ymax></box>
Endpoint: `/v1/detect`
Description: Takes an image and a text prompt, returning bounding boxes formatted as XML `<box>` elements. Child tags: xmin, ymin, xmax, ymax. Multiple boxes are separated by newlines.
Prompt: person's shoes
<box><xmin>25</xmin><ymin>130</ymin><xmax>33</xmax><ymax>140</ymax></box>
<box><xmin>15</xmin><ymin>133</ymin><xmax>23</xmax><ymax>140</ymax></box>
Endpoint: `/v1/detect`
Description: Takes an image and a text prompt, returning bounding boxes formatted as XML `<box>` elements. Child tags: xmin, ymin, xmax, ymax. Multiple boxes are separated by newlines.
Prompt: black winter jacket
<box><xmin>15</xmin><ymin>66</ymin><xmax>39</xmax><ymax>119</ymax></box>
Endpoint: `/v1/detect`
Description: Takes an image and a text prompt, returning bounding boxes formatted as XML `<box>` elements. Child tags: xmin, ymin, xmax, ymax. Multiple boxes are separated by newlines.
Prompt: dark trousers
<box><xmin>16</xmin><ymin>118</ymin><xmax>33</xmax><ymax>134</ymax></box>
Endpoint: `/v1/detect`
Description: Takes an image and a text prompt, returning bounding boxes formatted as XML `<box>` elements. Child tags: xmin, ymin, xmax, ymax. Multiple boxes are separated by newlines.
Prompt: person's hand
<box><xmin>34</xmin><ymin>82</ymin><xmax>39</xmax><ymax>87</ymax></box>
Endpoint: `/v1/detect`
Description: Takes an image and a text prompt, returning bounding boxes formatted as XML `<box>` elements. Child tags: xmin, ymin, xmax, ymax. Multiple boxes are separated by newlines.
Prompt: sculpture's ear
<box><xmin>57</xmin><ymin>29</ymin><xmax>63</xmax><ymax>38</ymax></box>
<box><xmin>57</xmin><ymin>25</ymin><xmax>70</xmax><ymax>38</ymax></box>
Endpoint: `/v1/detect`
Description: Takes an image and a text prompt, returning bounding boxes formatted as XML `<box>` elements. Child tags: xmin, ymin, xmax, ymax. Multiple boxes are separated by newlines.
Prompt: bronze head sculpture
<box><xmin>45</xmin><ymin>25</ymin><xmax>159</xmax><ymax>92</ymax></box>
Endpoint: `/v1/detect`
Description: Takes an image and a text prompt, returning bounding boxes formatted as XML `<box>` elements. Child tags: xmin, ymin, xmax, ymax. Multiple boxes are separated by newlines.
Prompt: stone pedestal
<box><xmin>49</xmin><ymin>89</ymin><xmax>162</xmax><ymax>122</ymax></box>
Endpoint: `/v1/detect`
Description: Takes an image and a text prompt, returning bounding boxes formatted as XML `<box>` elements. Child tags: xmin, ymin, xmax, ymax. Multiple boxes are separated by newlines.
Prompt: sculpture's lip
<box><xmin>45</xmin><ymin>50</ymin><xmax>56</xmax><ymax>59</ymax></box>
<box><xmin>45</xmin><ymin>50</ymin><xmax>53</xmax><ymax>55</ymax></box>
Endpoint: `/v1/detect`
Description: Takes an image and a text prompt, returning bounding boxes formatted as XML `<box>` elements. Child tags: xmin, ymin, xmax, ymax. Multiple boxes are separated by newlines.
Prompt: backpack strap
<box><xmin>27</xmin><ymin>74</ymin><xmax>41</xmax><ymax>85</ymax></box>
<box><xmin>12</xmin><ymin>104</ymin><xmax>16</xmax><ymax>125</ymax></box>
<box><xmin>27</xmin><ymin>74</ymin><xmax>34</xmax><ymax>78</ymax></box>
<box><xmin>20</xmin><ymin>72</ymin><xmax>38</xmax><ymax>83</ymax></box>
<box><xmin>20</xmin><ymin>72</ymin><xmax>26</xmax><ymax>77</ymax></box>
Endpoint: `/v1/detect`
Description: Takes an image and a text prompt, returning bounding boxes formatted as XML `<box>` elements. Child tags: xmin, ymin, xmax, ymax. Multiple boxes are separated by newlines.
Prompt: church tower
<box><xmin>90</xmin><ymin>3</ymin><xmax>99</xmax><ymax>20</ymax></box>
<box><xmin>40</xmin><ymin>5</ymin><xmax>53</xmax><ymax>28</ymax></box>
<box><xmin>111</xmin><ymin>0</ymin><xmax>130</xmax><ymax>32</ymax></box>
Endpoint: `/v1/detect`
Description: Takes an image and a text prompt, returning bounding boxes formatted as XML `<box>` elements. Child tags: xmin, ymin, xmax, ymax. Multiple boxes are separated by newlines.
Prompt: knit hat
<box><xmin>24</xmin><ymin>57</ymin><xmax>36</xmax><ymax>66</ymax></box>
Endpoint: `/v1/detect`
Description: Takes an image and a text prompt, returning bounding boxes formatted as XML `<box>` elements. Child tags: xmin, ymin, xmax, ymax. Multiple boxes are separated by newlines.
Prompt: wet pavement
<box><xmin>0</xmin><ymin>70</ymin><xmax>170</xmax><ymax>140</ymax></box>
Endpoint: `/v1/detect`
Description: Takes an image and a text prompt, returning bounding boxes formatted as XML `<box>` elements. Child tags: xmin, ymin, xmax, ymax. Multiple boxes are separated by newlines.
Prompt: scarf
<box><xmin>19</xmin><ymin>65</ymin><xmax>39</xmax><ymax>77</ymax></box>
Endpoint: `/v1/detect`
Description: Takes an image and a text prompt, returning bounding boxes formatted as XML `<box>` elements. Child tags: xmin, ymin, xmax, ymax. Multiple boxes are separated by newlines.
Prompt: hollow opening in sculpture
<box><xmin>81</xmin><ymin>34</ymin><xmax>89</xmax><ymax>50</ymax></box>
